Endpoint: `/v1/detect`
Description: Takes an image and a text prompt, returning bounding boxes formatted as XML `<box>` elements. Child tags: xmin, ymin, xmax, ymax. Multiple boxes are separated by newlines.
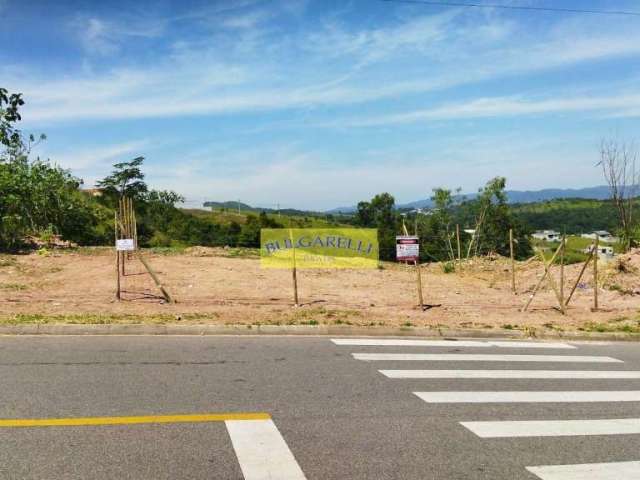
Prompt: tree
<box><xmin>598</xmin><ymin>138</ymin><xmax>638</xmax><ymax>251</ymax></box>
<box><xmin>356</xmin><ymin>193</ymin><xmax>397</xmax><ymax>260</ymax></box>
<box><xmin>96</xmin><ymin>157</ymin><xmax>148</xmax><ymax>203</ymax></box>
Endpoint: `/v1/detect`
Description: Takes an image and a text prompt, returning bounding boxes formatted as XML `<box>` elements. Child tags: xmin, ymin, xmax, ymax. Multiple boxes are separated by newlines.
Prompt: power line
<box><xmin>380</xmin><ymin>0</ymin><xmax>640</xmax><ymax>17</ymax></box>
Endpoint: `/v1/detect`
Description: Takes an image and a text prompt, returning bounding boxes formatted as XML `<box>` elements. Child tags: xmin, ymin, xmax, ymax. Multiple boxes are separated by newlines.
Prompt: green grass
<box><xmin>0</xmin><ymin>312</ymin><xmax>218</xmax><ymax>325</ymax></box>
<box><xmin>577</xmin><ymin>315</ymin><xmax>640</xmax><ymax>334</ymax></box>
<box><xmin>0</xmin><ymin>283</ymin><xmax>28</xmax><ymax>291</ymax></box>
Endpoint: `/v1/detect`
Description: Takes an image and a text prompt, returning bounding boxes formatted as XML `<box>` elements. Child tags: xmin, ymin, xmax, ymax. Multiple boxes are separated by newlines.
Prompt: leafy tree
<box><xmin>460</xmin><ymin>177</ymin><xmax>532</xmax><ymax>259</ymax></box>
<box><xmin>96</xmin><ymin>156</ymin><xmax>148</xmax><ymax>203</ymax></box>
<box><xmin>356</xmin><ymin>193</ymin><xmax>398</xmax><ymax>260</ymax></box>
<box><xmin>237</xmin><ymin>212</ymin><xmax>282</xmax><ymax>247</ymax></box>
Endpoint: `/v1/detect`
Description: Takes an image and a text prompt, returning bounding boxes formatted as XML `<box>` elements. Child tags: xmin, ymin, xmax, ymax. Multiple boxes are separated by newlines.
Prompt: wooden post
<box><xmin>559</xmin><ymin>235</ymin><xmax>565</xmax><ymax>314</ymax></box>
<box><xmin>509</xmin><ymin>228</ymin><xmax>516</xmax><ymax>294</ymax></box>
<box><xmin>402</xmin><ymin>222</ymin><xmax>423</xmax><ymax>309</ymax></box>
<box><xmin>456</xmin><ymin>224</ymin><xmax>461</xmax><ymax>262</ymax></box>
<box><xmin>522</xmin><ymin>242</ymin><xmax>563</xmax><ymax>312</ymax></box>
<box><xmin>565</xmin><ymin>247</ymin><xmax>594</xmax><ymax>307</ymax></box>
<box><xmin>114</xmin><ymin>212</ymin><xmax>121</xmax><ymax>300</ymax></box>
<box><xmin>120</xmin><ymin>198</ymin><xmax>126</xmax><ymax>276</ymax></box>
<box><xmin>289</xmin><ymin>229</ymin><xmax>299</xmax><ymax>306</ymax></box>
<box><xmin>593</xmin><ymin>234</ymin><xmax>599</xmax><ymax>311</ymax></box>
<box><xmin>136</xmin><ymin>252</ymin><xmax>173</xmax><ymax>303</ymax></box>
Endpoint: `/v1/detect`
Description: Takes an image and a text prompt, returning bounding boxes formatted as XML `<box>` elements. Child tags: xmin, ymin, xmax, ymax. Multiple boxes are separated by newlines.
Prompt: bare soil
<box><xmin>0</xmin><ymin>247</ymin><xmax>638</xmax><ymax>333</ymax></box>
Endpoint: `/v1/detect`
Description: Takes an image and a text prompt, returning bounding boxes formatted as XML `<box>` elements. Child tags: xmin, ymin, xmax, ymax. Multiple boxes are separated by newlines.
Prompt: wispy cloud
<box><xmin>73</xmin><ymin>14</ymin><xmax>166</xmax><ymax>56</ymax></box>
<box><xmin>7</xmin><ymin>4</ymin><xmax>638</xmax><ymax>125</ymax></box>
<box><xmin>335</xmin><ymin>93</ymin><xmax>640</xmax><ymax>127</ymax></box>
<box><xmin>36</xmin><ymin>139</ymin><xmax>151</xmax><ymax>186</ymax></box>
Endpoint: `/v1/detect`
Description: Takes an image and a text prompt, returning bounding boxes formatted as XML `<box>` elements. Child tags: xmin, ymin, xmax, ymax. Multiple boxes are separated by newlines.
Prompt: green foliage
<box><xmin>512</xmin><ymin>198</ymin><xmax>625</xmax><ymax>234</ymax></box>
<box><xmin>441</xmin><ymin>261</ymin><xmax>456</xmax><ymax>273</ymax></box>
<box><xmin>96</xmin><ymin>156</ymin><xmax>148</xmax><ymax>204</ymax></box>
<box><xmin>356</xmin><ymin>193</ymin><xmax>398</xmax><ymax>260</ymax></box>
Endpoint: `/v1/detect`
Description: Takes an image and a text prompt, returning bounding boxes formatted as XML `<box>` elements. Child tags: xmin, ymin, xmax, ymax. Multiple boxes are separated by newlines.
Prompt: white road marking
<box><xmin>461</xmin><ymin>418</ymin><xmax>640</xmax><ymax>438</ymax></box>
<box><xmin>526</xmin><ymin>461</ymin><xmax>640</xmax><ymax>480</ymax></box>
<box><xmin>415</xmin><ymin>391</ymin><xmax>640</xmax><ymax>403</ymax></box>
<box><xmin>380</xmin><ymin>370</ymin><xmax>640</xmax><ymax>379</ymax></box>
<box><xmin>331</xmin><ymin>339</ymin><xmax>575</xmax><ymax>349</ymax></box>
<box><xmin>225</xmin><ymin>419</ymin><xmax>307</xmax><ymax>480</ymax></box>
<box><xmin>353</xmin><ymin>353</ymin><xmax>622</xmax><ymax>363</ymax></box>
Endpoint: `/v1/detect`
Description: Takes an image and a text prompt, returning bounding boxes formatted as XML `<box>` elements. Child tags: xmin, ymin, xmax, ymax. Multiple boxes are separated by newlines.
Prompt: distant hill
<box><xmin>327</xmin><ymin>186</ymin><xmax>612</xmax><ymax>213</ymax></box>
<box><xmin>202</xmin><ymin>200</ymin><xmax>332</xmax><ymax>218</ymax></box>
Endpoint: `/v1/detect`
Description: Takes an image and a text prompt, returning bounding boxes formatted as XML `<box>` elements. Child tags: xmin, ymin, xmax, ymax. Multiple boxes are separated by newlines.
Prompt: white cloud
<box><xmin>7</xmin><ymin>3</ymin><xmax>640</xmax><ymax>128</ymax></box>
<box><xmin>36</xmin><ymin>140</ymin><xmax>150</xmax><ymax>186</ymax></box>
<box><xmin>73</xmin><ymin>13</ymin><xmax>166</xmax><ymax>56</ymax></box>
<box><xmin>336</xmin><ymin>93</ymin><xmax>640</xmax><ymax>127</ymax></box>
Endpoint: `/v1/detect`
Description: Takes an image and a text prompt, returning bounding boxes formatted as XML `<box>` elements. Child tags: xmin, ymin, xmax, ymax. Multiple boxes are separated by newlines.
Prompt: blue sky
<box><xmin>2</xmin><ymin>0</ymin><xmax>640</xmax><ymax>210</ymax></box>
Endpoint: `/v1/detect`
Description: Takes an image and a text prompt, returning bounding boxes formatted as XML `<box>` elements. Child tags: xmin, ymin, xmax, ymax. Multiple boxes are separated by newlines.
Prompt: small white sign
<box><xmin>396</xmin><ymin>235</ymin><xmax>419</xmax><ymax>262</ymax></box>
<box><xmin>116</xmin><ymin>239</ymin><xmax>135</xmax><ymax>251</ymax></box>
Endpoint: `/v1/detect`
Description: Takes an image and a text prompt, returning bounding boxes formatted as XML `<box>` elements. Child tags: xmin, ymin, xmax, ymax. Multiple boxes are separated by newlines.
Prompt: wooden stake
<box><xmin>120</xmin><ymin>198</ymin><xmax>126</xmax><ymax>276</ymax></box>
<box><xmin>565</xmin><ymin>247</ymin><xmax>594</xmax><ymax>307</ymax></box>
<box><xmin>456</xmin><ymin>224</ymin><xmax>461</xmax><ymax>262</ymax></box>
<box><xmin>289</xmin><ymin>229</ymin><xmax>299</xmax><ymax>306</ymax></box>
<box><xmin>136</xmin><ymin>252</ymin><xmax>173</xmax><ymax>303</ymax></box>
<box><xmin>402</xmin><ymin>222</ymin><xmax>423</xmax><ymax>308</ymax></box>
<box><xmin>593</xmin><ymin>234</ymin><xmax>599</xmax><ymax>311</ymax></box>
<box><xmin>559</xmin><ymin>235</ymin><xmax>565</xmax><ymax>314</ymax></box>
<box><xmin>522</xmin><ymin>242</ymin><xmax>563</xmax><ymax>312</ymax></box>
<box><xmin>509</xmin><ymin>228</ymin><xmax>516</xmax><ymax>294</ymax></box>
<box><xmin>114</xmin><ymin>212</ymin><xmax>121</xmax><ymax>300</ymax></box>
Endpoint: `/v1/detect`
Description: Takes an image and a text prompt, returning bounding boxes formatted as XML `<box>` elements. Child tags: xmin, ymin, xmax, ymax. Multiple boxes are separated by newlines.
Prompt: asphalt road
<box><xmin>1</xmin><ymin>335</ymin><xmax>640</xmax><ymax>479</ymax></box>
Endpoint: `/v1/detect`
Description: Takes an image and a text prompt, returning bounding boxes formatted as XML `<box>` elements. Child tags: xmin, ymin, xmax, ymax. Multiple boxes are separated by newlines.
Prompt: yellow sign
<box><xmin>261</xmin><ymin>228</ymin><xmax>379</xmax><ymax>269</ymax></box>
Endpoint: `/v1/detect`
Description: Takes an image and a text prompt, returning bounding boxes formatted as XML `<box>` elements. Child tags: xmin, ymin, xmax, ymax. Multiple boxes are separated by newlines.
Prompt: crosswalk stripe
<box><xmin>380</xmin><ymin>370</ymin><xmax>640</xmax><ymax>379</ymax></box>
<box><xmin>226</xmin><ymin>419</ymin><xmax>307</xmax><ymax>480</ymax></box>
<box><xmin>526</xmin><ymin>461</ymin><xmax>640</xmax><ymax>480</ymax></box>
<box><xmin>415</xmin><ymin>391</ymin><xmax>640</xmax><ymax>403</ymax></box>
<box><xmin>331</xmin><ymin>339</ymin><xmax>575</xmax><ymax>349</ymax></box>
<box><xmin>353</xmin><ymin>353</ymin><xmax>622</xmax><ymax>363</ymax></box>
<box><xmin>461</xmin><ymin>418</ymin><xmax>640</xmax><ymax>438</ymax></box>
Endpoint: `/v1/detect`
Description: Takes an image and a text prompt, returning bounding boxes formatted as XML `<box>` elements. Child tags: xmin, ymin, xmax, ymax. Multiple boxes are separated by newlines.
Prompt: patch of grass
<box><xmin>441</xmin><ymin>261</ymin><xmax>456</xmax><ymax>274</ymax></box>
<box><xmin>607</xmin><ymin>284</ymin><xmax>634</xmax><ymax>295</ymax></box>
<box><xmin>223</xmin><ymin>248</ymin><xmax>260</xmax><ymax>259</ymax></box>
<box><xmin>0</xmin><ymin>312</ymin><xmax>219</xmax><ymax>325</ymax></box>
<box><xmin>0</xmin><ymin>256</ymin><xmax>17</xmax><ymax>267</ymax></box>
<box><xmin>0</xmin><ymin>283</ymin><xmax>28</xmax><ymax>291</ymax></box>
<box><xmin>580</xmin><ymin>317</ymin><xmax>640</xmax><ymax>334</ymax></box>
<box><xmin>149</xmin><ymin>245</ymin><xmax>188</xmax><ymax>255</ymax></box>
<box><xmin>299</xmin><ymin>319</ymin><xmax>319</xmax><ymax>326</ymax></box>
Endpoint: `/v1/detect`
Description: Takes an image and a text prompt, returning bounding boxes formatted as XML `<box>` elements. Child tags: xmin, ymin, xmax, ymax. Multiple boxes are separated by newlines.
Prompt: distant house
<box><xmin>532</xmin><ymin>230</ymin><xmax>561</xmax><ymax>242</ymax></box>
<box><xmin>581</xmin><ymin>231</ymin><xmax>618</xmax><ymax>243</ymax></box>
<box><xmin>583</xmin><ymin>244</ymin><xmax>615</xmax><ymax>259</ymax></box>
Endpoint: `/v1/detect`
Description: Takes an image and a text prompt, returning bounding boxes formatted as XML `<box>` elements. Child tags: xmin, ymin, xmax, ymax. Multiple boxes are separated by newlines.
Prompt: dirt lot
<box><xmin>0</xmin><ymin>247</ymin><xmax>638</xmax><ymax>333</ymax></box>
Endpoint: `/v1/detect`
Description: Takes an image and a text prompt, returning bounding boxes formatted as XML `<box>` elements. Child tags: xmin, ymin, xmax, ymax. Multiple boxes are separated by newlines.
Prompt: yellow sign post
<box><xmin>261</xmin><ymin>228</ymin><xmax>379</xmax><ymax>305</ymax></box>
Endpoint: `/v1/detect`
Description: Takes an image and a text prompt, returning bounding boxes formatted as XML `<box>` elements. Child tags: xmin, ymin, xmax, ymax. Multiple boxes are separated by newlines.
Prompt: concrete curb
<box><xmin>0</xmin><ymin>323</ymin><xmax>639</xmax><ymax>341</ymax></box>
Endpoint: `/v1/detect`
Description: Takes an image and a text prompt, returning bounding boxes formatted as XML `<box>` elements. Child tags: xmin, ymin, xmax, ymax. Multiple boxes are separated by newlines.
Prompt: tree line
<box><xmin>1</xmin><ymin>88</ymin><xmax>637</xmax><ymax>258</ymax></box>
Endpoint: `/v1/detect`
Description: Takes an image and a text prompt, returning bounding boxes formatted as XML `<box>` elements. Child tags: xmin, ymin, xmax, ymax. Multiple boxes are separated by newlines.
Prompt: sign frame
<box><xmin>396</xmin><ymin>235</ymin><xmax>419</xmax><ymax>262</ymax></box>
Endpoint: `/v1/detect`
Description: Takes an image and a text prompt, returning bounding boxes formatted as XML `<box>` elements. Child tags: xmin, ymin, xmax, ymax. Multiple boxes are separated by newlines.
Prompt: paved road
<box><xmin>1</xmin><ymin>335</ymin><xmax>640</xmax><ymax>479</ymax></box>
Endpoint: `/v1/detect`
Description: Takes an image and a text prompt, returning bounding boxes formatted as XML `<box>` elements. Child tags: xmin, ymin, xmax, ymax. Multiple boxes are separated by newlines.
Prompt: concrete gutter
<box><xmin>0</xmin><ymin>323</ymin><xmax>638</xmax><ymax>341</ymax></box>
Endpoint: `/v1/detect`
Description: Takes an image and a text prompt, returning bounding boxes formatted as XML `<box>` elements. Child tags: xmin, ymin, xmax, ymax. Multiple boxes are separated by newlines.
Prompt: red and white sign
<box><xmin>396</xmin><ymin>235</ymin><xmax>419</xmax><ymax>262</ymax></box>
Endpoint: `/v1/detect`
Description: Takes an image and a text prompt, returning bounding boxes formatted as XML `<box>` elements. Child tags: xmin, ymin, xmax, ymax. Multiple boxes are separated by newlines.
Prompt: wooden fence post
<box><xmin>456</xmin><ymin>224</ymin><xmax>461</xmax><ymax>263</ymax></box>
<box><xmin>114</xmin><ymin>211</ymin><xmax>121</xmax><ymax>300</ymax></box>
<box><xmin>559</xmin><ymin>235</ymin><xmax>565</xmax><ymax>314</ymax></box>
<box><xmin>509</xmin><ymin>228</ymin><xmax>516</xmax><ymax>294</ymax></box>
<box><xmin>593</xmin><ymin>234</ymin><xmax>599</xmax><ymax>311</ymax></box>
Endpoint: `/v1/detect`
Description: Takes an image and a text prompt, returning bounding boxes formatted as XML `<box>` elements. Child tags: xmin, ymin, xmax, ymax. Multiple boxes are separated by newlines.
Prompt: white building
<box><xmin>581</xmin><ymin>231</ymin><xmax>618</xmax><ymax>243</ymax></box>
<box><xmin>532</xmin><ymin>230</ymin><xmax>561</xmax><ymax>242</ymax></box>
<box><xmin>582</xmin><ymin>244</ymin><xmax>615</xmax><ymax>259</ymax></box>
